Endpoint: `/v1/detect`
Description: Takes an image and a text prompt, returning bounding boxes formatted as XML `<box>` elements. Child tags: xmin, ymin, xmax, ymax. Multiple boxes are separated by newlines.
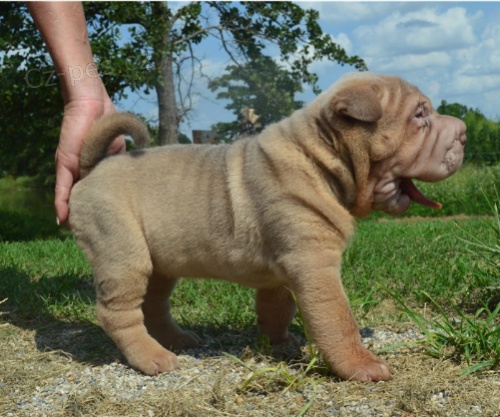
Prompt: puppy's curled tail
<box><xmin>80</xmin><ymin>113</ymin><xmax>149</xmax><ymax>179</ymax></box>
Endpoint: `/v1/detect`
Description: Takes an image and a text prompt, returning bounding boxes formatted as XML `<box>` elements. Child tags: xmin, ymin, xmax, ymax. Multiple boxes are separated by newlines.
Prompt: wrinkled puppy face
<box><xmin>329</xmin><ymin>73</ymin><xmax>467</xmax><ymax>216</ymax></box>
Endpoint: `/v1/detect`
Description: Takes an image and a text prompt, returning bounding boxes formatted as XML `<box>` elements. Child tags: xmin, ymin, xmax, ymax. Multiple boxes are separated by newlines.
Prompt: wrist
<box><xmin>59</xmin><ymin>64</ymin><xmax>104</xmax><ymax>104</ymax></box>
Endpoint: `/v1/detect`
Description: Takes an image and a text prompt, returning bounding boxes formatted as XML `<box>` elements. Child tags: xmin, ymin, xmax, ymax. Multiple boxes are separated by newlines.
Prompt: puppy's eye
<box><xmin>414</xmin><ymin>104</ymin><xmax>430</xmax><ymax>128</ymax></box>
<box><xmin>413</xmin><ymin>102</ymin><xmax>431</xmax><ymax>128</ymax></box>
<box><xmin>414</xmin><ymin>106</ymin><xmax>426</xmax><ymax>119</ymax></box>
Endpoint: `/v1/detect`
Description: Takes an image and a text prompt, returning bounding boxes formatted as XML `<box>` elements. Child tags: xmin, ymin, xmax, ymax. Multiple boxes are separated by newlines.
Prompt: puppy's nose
<box><xmin>457</xmin><ymin>119</ymin><xmax>467</xmax><ymax>145</ymax></box>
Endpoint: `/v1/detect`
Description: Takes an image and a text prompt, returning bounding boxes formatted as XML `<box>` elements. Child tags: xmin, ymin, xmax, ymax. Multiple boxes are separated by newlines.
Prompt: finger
<box><xmin>107</xmin><ymin>135</ymin><xmax>127</xmax><ymax>156</ymax></box>
<box><xmin>54</xmin><ymin>162</ymin><xmax>75</xmax><ymax>225</ymax></box>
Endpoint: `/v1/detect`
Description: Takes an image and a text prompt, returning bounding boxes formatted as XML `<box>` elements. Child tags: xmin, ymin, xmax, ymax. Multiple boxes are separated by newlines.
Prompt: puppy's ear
<box><xmin>330</xmin><ymin>84</ymin><xmax>383</xmax><ymax>122</ymax></box>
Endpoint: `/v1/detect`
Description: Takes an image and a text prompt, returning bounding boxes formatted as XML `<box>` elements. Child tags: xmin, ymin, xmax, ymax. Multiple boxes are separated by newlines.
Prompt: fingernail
<box><xmin>56</xmin><ymin>217</ymin><xmax>60</xmax><ymax>226</ymax></box>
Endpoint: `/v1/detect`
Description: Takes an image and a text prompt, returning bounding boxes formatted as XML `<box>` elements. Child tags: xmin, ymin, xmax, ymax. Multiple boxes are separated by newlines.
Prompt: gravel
<box><xmin>2</xmin><ymin>325</ymin><xmax>499</xmax><ymax>417</ymax></box>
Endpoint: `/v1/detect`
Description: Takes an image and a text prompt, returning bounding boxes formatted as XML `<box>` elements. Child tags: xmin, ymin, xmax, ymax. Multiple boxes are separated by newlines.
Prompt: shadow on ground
<box><xmin>0</xmin><ymin>266</ymin><xmax>304</xmax><ymax>370</ymax></box>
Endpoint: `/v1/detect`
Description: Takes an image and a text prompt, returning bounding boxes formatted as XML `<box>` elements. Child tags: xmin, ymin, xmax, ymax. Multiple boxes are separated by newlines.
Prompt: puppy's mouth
<box><xmin>399</xmin><ymin>178</ymin><xmax>441</xmax><ymax>209</ymax></box>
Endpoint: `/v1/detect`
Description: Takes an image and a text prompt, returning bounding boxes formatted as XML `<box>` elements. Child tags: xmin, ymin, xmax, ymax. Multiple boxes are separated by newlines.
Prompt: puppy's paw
<box><xmin>169</xmin><ymin>330</ymin><xmax>202</xmax><ymax>350</ymax></box>
<box><xmin>269</xmin><ymin>332</ymin><xmax>301</xmax><ymax>346</ymax></box>
<box><xmin>333</xmin><ymin>347</ymin><xmax>391</xmax><ymax>382</ymax></box>
<box><xmin>154</xmin><ymin>329</ymin><xmax>201</xmax><ymax>350</ymax></box>
<box><xmin>126</xmin><ymin>341</ymin><xmax>179</xmax><ymax>376</ymax></box>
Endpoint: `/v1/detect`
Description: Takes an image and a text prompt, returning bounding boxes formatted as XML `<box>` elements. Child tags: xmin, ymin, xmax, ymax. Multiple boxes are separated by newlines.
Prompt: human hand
<box><xmin>26</xmin><ymin>2</ymin><xmax>126</xmax><ymax>225</ymax></box>
<box><xmin>55</xmin><ymin>84</ymin><xmax>126</xmax><ymax>225</ymax></box>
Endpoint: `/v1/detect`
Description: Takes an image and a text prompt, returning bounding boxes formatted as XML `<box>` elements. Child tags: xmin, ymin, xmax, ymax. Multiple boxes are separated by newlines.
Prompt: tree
<box><xmin>84</xmin><ymin>1</ymin><xmax>366</xmax><ymax>145</ymax></box>
<box><xmin>0</xmin><ymin>3</ymin><xmax>64</xmax><ymax>184</ymax></box>
<box><xmin>0</xmin><ymin>2</ymin><xmax>127</xmax><ymax>183</ymax></box>
<box><xmin>208</xmin><ymin>56</ymin><xmax>305</xmax><ymax>141</ymax></box>
<box><xmin>437</xmin><ymin>100</ymin><xmax>470</xmax><ymax>120</ymax></box>
<box><xmin>0</xmin><ymin>1</ymin><xmax>366</xmax><ymax>181</ymax></box>
<box><xmin>438</xmin><ymin>101</ymin><xmax>500</xmax><ymax>165</ymax></box>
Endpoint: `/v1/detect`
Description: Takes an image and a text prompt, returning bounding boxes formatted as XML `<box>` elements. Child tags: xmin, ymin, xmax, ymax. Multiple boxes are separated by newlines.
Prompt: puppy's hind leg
<box><xmin>256</xmin><ymin>285</ymin><xmax>299</xmax><ymax>345</ymax></box>
<box><xmin>142</xmin><ymin>274</ymin><xmax>201</xmax><ymax>350</ymax></box>
<box><xmin>91</xmin><ymin>233</ymin><xmax>178</xmax><ymax>376</ymax></box>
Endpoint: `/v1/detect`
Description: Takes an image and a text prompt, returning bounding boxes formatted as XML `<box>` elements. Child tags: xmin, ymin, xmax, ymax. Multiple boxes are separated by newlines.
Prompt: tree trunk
<box><xmin>152</xmin><ymin>2</ymin><xmax>178</xmax><ymax>145</ymax></box>
<box><xmin>155</xmin><ymin>52</ymin><xmax>178</xmax><ymax>145</ymax></box>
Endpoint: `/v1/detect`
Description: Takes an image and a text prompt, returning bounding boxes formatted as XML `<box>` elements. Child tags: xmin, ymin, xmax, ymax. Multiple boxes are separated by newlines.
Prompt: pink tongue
<box><xmin>400</xmin><ymin>178</ymin><xmax>442</xmax><ymax>209</ymax></box>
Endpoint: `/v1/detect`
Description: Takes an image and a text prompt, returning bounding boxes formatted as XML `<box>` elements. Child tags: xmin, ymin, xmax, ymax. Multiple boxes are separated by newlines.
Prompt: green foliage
<box><xmin>208</xmin><ymin>2</ymin><xmax>366</xmax><ymax>92</ymax></box>
<box><xmin>225</xmin><ymin>350</ymin><xmax>327</xmax><ymax>411</ymax></box>
<box><xmin>438</xmin><ymin>100</ymin><xmax>500</xmax><ymax>165</ymax></box>
<box><xmin>209</xmin><ymin>57</ymin><xmax>305</xmax><ymax>140</ymax></box>
<box><xmin>389</xmin><ymin>290</ymin><xmax>500</xmax><ymax>375</ymax></box>
<box><xmin>0</xmin><ymin>1</ymin><xmax>365</xmax><ymax>170</ymax></box>
<box><xmin>0</xmin><ymin>3</ymin><xmax>62</xmax><ymax>184</ymax></box>
<box><xmin>462</xmin><ymin>187</ymin><xmax>500</xmax><ymax>265</ymax></box>
<box><xmin>463</xmin><ymin>111</ymin><xmax>500</xmax><ymax>165</ymax></box>
<box><xmin>459</xmin><ymin>187</ymin><xmax>500</xmax><ymax>305</ymax></box>
<box><xmin>208</xmin><ymin>2</ymin><xmax>367</xmax><ymax>140</ymax></box>
<box><xmin>1</xmin><ymin>188</ymin><xmax>498</xmax><ymax>378</ymax></box>
<box><xmin>0</xmin><ymin>210</ymin><xmax>62</xmax><ymax>242</ymax></box>
<box><xmin>0</xmin><ymin>238</ymin><xmax>93</xmax><ymax>320</ymax></box>
<box><xmin>84</xmin><ymin>2</ymin><xmax>206</xmax><ymax>96</ymax></box>
<box><xmin>344</xmin><ymin>218</ymin><xmax>493</xmax><ymax>311</ymax></box>
<box><xmin>0</xmin><ymin>3</ymin><xmax>134</xmax><ymax>181</ymax></box>
<box><xmin>383</xmin><ymin>193</ymin><xmax>500</xmax><ymax>375</ymax></box>
<box><xmin>0</xmin><ymin>177</ymin><xmax>62</xmax><ymax>241</ymax></box>
<box><xmin>171</xmin><ymin>279</ymin><xmax>255</xmax><ymax>332</ymax></box>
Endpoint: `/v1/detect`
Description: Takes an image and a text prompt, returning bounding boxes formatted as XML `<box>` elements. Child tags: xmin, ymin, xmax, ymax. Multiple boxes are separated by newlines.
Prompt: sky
<box><xmin>116</xmin><ymin>1</ymin><xmax>500</xmax><ymax>139</ymax></box>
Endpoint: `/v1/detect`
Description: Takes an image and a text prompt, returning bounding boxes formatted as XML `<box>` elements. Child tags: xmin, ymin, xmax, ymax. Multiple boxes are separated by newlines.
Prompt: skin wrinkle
<box><xmin>442</xmin><ymin>131</ymin><xmax>461</xmax><ymax>174</ymax></box>
<box><xmin>285</xmin><ymin>194</ymin><xmax>349</xmax><ymax>242</ymax></box>
<box><xmin>294</xmin><ymin>134</ymin><xmax>346</xmax><ymax>203</ymax></box>
<box><xmin>372</xmin><ymin>91</ymin><xmax>465</xmax><ymax>213</ymax></box>
<box><xmin>310</xmin><ymin>116</ymin><xmax>356</xmax><ymax>209</ymax></box>
<box><xmin>399</xmin><ymin>100</ymin><xmax>430</xmax><ymax>168</ymax></box>
<box><xmin>222</xmin><ymin>150</ymin><xmax>236</xmax><ymax>239</ymax></box>
<box><xmin>227</xmin><ymin>140</ymin><xmax>258</xmax><ymax>245</ymax></box>
<box><xmin>370</xmin><ymin>90</ymin><xmax>442</xmax><ymax>212</ymax></box>
<box><xmin>256</xmin><ymin>141</ymin><xmax>284</xmax><ymax>184</ymax></box>
<box><xmin>427</xmin><ymin>120</ymin><xmax>441</xmax><ymax>173</ymax></box>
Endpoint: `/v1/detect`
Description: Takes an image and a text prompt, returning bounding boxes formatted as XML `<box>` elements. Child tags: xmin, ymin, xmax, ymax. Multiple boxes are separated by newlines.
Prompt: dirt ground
<box><xmin>1</xmin><ymin>319</ymin><xmax>499</xmax><ymax>417</ymax></box>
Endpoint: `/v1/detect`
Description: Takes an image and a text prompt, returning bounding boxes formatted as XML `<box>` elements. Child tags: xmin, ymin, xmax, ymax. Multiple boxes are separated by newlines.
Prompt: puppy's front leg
<box><xmin>282</xmin><ymin>249</ymin><xmax>391</xmax><ymax>382</ymax></box>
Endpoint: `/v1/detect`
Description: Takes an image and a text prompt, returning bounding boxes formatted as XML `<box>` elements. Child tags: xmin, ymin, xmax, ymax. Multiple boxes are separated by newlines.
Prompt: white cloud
<box><xmin>446</xmin><ymin>73</ymin><xmax>500</xmax><ymax>96</ymax></box>
<box><xmin>490</xmin><ymin>51</ymin><xmax>500</xmax><ymax>67</ymax></box>
<box><xmin>423</xmin><ymin>80</ymin><xmax>442</xmax><ymax>102</ymax></box>
<box><xmin>458</xmin><ymin>23</ymin><xmax>500</xmax><ymax>76</ymax></box>
<box><xmin>371</xmin><ymin>51</ymin><xmax>451</xmax><ymax>73</ymax></box>
<box><xmin>297</xmin><ymin>2</ymin><xmax>420</xmax><ymax>24</ymax></box>
<box><xmin>342</xmin><ymin>4</ymin><xmax>500</xmax><ymax>113</ymax></box>
<box><xmin>330</xmin><ymin>32</ymin><xmax>353</xmax><ymax>54</ymax></box>
<box><xmin>119</xmin><ymin>2</ymin><xmax>500</xmax><ymax>128</ymax></box>
<box><xmin>354</xmin><ymin>7</ymin><xmax>476</xmax><ymax>57</ymax></box>
<box><xmin>304</xmin><ymin>32</ymin><xmax>354</xmax><ymax>76</ymax></box>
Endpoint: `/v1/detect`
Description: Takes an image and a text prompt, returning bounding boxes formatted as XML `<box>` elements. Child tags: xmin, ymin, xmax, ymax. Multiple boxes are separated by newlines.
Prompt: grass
<box><xmin>388</xmin><ymin>290</ymin><xmax>500</xmax><ymax>375</ymax></box>
<box><xmin>1</xmin><ymin>217</ymin><xmax>496</xmax><ymax>332</ymax></box>
<box><xmin>0</xmin><ymin>176</ymin><xmax>39</xmax><ymax>190</ymax></box>
<box><xmin>0</xmin><ymin>177</ymin><xmax>62</xmax><ymax>242</ymax></box>
<box><xmin>382</xmin><ymin>187</ymin><xmax>500</xmax><ymax>376</ymax></box>
<box><xmin>345</xmin><ymin>217</ymin><xmax>498</xmax><ymax>310</ymax></box>
<box><xmin>1</xmin><ymin>164</ymin><xmax>499</xmax><ymax>415</ymax></box>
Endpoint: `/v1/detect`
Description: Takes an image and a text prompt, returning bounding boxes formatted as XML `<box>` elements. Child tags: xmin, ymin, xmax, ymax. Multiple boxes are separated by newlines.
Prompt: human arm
<box><xmin>27</xmin><ymin>2</ymin><xmax>126</xmax><ymax>224</ymax></box>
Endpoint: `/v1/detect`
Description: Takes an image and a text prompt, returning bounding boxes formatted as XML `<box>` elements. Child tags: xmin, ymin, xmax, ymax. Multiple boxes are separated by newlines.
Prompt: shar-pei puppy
<box><xmin>69</xmin><ymin>72</ymin><xmax>466</xmax><ymax>381</ymax></box>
